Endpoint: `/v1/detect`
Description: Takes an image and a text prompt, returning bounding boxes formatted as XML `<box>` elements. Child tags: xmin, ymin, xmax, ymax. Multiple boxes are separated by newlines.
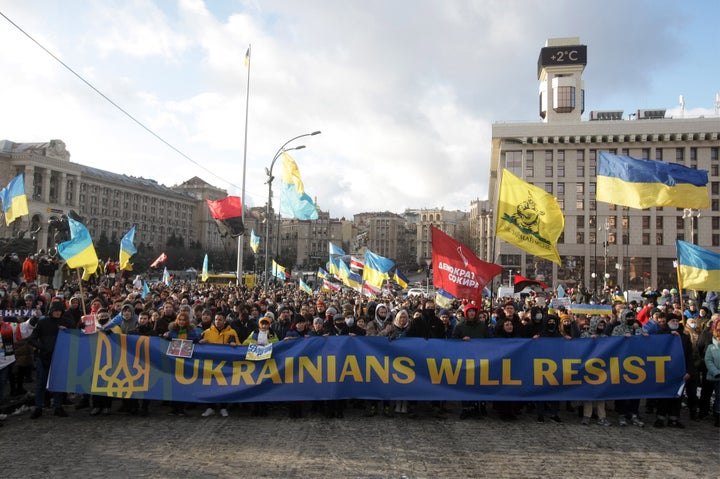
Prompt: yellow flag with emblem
<box><xmin>496</xmin><ymin>169</ymin><xmax>564</xmax><ymax>265</ymax></box>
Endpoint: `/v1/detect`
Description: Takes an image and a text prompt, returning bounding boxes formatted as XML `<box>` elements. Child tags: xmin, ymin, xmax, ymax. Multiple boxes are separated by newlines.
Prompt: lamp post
<box><xmin>263</xmin><ymin>131</ymin><xmax>321</xmax><ymax>291</ymax></box>
<box><xmin>425</xmin><ymin>258</ymin><xmax>432</xmax><ymax>295</ymax></box>
<box><xmin>682</xmin><ymin>208</ymin><xmax>700</xmax><ymax>245</ymax></box>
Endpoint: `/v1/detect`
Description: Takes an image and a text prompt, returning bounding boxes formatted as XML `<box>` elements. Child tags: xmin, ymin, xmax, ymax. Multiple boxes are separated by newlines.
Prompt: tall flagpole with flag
<box><xmin>237</xmin><ymin>43</ymin><xmax>251</xmax><ymax>287</ymax></box>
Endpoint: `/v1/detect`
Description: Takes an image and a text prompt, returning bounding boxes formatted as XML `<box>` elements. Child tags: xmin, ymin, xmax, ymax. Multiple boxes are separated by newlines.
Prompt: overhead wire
<box><xmin>0</xmin><ymin>9</ymin><xmax>263</xmax><ymax>201</ymax></box>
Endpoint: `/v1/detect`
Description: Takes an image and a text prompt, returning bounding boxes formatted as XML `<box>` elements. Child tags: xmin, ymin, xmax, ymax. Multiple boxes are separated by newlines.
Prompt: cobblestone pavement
<box><xmin>2</xmin><ymin>399</ymin><xmax>718</xmax><ymax>479</ymax></box>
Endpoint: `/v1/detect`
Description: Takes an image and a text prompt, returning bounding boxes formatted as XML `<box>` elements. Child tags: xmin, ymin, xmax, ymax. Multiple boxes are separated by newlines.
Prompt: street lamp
<box><xmin>682</xmin><ymin>208</ymin><xmax>700</xmax><ymax>245</ymax></box>
<box><xmin>425</xmin><ymin>258</ymin><xmax>432</xmax><ymax>294</ymax></box>
<box><xmin>263</xmin><ymin>131</ymin><xmax>321</xmax><ymax>291</ymax></box>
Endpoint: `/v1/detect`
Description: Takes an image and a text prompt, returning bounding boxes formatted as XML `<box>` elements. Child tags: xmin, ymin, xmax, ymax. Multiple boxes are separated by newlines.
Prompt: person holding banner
<box><xmin>453</xmin><ymin>304</ymin><xmax>490</xmax><ymax>420</ymax></box>
<box><xmin>532</xmin><ymin>315</ymin><xmax>563</xmax><ymax>424</ymax></box>
<box><xmin>651</xmin><ymin>314</ymin><xmax>692</xmax><ymax>429</ymax></box>
<box><xmin>199</xmin><ymin>313</ymin><xmax>239</xmax><ymax>418</ymax></box>
<box><xmin>611</xmin><ymin>310</ymin><xmax>647</xmax><ymax>427</ymax></box>
<box><xmin>164</xmin><ymin>311</ymin><xmax>202</xmax><ymax>417</ymax></box>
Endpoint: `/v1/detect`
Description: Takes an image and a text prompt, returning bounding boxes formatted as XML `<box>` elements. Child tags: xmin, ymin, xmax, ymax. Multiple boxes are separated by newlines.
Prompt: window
<box><xmin>504</xmin><ymin>151</ymin><xmax>522</xmax><ymax>176</ymax></box>
<box><xmin>576</xmin><ymin>199</ymin><xmax>584</xmax><ymax>210</ymax></box>
<box><xmin>641</xmin><ymin>148</ymin><xmax>650</xmax><ymax>159</ymax></box>
<box><xmin>643</xmin><ymin>233</ymin><xmax>650</xmax><ymax>245</ymax></box>
<box><xmin>576</xmin><ymin>216</ymin><xmax>584</xmax><ymax>229</ymax></box>
<box><xmin>713</xmin><ymin>234</ymin><xmax>720</xmax><ymax>247</ymax></box>
<box><xmin>545</xmin><ymin>183</ymin><xmax>553</xmax><ymax>194</ymax></box>
<box><xmin>554</xmin><ymin>86</ymin><xmax>575</xmax><ymax>113</ymax></box>
<box><xmin>545</xmin><ymin>151</ymin><xmax>553</xmax><ymax>177</ymax></box>
<box><xmin>557</xmin><ymin>183</ymin><xmax>564</xmax><ymax>195</ymax></box>
<box><xmin>656</xmin><ymin>217</ymin><xmax>663</xmax><ymax>229</ymax></box>
<box><xmin>557</xmin><ymin>150</ymin><xmax>565</xmax><ymax>178</ymax></box>
<box><xmin>589</xmin><ymin>150</ymin><xmax>597</xmax><ymax>176</ymax></box>
<box><xmin>576</xmin><ymin>150</ymin><xmax>585</xmax><ymax>176</ymax></box>
<box><xmin>712</xmin><ymin>182</ymin><xmax>719</xmax><ymax>195</ymax></box>
<box><xmin>525</xmin><ymin>151</ymin><xmax>534</xmax><ymax>177</ymax></box>
<box><xmin>622</xmin><ymin>216</ymin><xmax>629</xmax><ymax>228</ymax></box>
<box><xmin>576</xmin><ymin>183</ymin><xmax>584</xmax><ymax>195</ymax></box>
<box><xmin>642</xmin><ymin>216</ymin><xmax>650</xmax><ymax>229</ymax></box>
<box><xmin>609</xmin><ymin>217</ymin><xmax>616</xmax><ymax>228</ymax></box>
<box><xmin>713</xmin><ymin>217</ymin><xmax>719</xmax><ymax>230</ymax></box>
<box><xmin>676</xmin><ymin>148</ymin><xmax>684</xmax><ymax>161</ymax></box>
<box><xmin>655</xmin><ymin>148</ymin><xmax>663</xmax><ymax>161</ymax></box>
<box><xmin>576</xmin><ymin>232</ymin><xmax>584</xmax><ymax>244</ymax></box>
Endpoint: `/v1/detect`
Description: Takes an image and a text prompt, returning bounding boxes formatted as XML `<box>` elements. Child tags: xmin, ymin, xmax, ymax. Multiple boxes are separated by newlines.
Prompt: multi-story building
<box><xmin>469</xmin><ymin>199</ymin><xmax>493</xmax><ymax>261</ymax></box>
<box><xmin>412</xmin><ymin>208</ymin><xmax>470</xmax><ymax>266</ymax></box>
<box><xmin>0</xmin><ymin>139</ymin><xmax>223</xmax><ymax>256</ymax></box>
<box><xmin>490</xmin><ymin>37</ymin><xmax>720</xmax><ymax>292</ymax></box>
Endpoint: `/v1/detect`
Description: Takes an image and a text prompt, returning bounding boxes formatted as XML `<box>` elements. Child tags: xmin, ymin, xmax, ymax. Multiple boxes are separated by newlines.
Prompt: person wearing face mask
<box><xmin>579</xmin><ymin>316</ymin><xmax>612</xmax><ymax>426</ymax></box>
<box><xmin>683</xmin><ymin>316</ymin><xmax>703</xmax><ymax>420</ymax></box>
<box><xmin>703</xmin><ymin>322</ymin><xmax>720</xmax><ymax>427</ymax></box>
<box><xmin>652</xmin><ymin>314</ymin><xmax>693</xmax><ymax>429</ymax></box>
<box><xmin>532</xmin><ymin>315</ymin><xmax>563</xmax><ymax>423</ymax></box>
<box><xmin>611</xmin><ymin>310</ymin><xmax>647</xmax><ymax>427</ymax></box>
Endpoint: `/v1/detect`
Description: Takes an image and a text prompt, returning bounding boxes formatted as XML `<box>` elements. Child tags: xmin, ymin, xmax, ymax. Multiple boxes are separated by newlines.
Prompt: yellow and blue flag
<box><xmin>362</xmin><ymin>249</ymin><xmax>394</xmax><ymax>288</ymax></box>
<box><xmin>393</xmin><ymin>268</ymin><xmax>409</xmax><ymax>289</ymax></box>
<box><xmin>142</xmin><ymin>280</ymin><xmax>150</xmax><ymax>299</ymax></box>
<box><xmin>202</xmin><ymin>254</ymin><xmax>209</xmax><ymax>282</ymax></box>
<box><xmin>119</xmin><ymin>226</ymin><xmax>137</xmax><ymax>271</ymax></box>
<box><xmin>597</xmin><ymin>151</ymin><xmax>709</xmax><ymax>209</ymax></box>
<box><xmin>250</xmin><ymin>229</ymin><xmax>260</xmax><ymax>254</ymax></box>
<box><xmin>0</xmin><ymin>174</ymin><xmax>29</xmax><ymax>226</ymax></box>
<box><xmin>299</xmin><ymin>279</ymin><xmax>312</xmax><ymax>295</ymax></box>
<box><xmin>329</xmin><ymin>242</ymin><xmax>345</xmax><ymax>256</ymax></box>
<box><xmin>676</xmin><ymin>240</ymin><xmax>720</xmax><ymax>291</ymax></box>
<box><xmin>162</xmin><ymin>267</ymin><xmax>171</xmax><ymax>286</ymax></box>
<box><xmin>496</xmin><ymin>169</ymin><xmax>564</xmax><ymax>265</ymax></box>
<box><xmin>272</xmin><ymin>260</ymin><xmax>286</xmax><ymax>280</ymax></box>
<box><xmin>318</xmin><ymin>267</ymin><xmax>329</xmax><ymax>279</ymax></box>
<box><xmin>435</xmin><ymin>288</ymin><xmax>454</xmax><ymax>309</ymax></box>
<box><xmin>280</xmin><ymin>152</ymin><xmax>319</xmax><ymax>220</ymax></box>
<box><xmin>57</xmin><ymin>217</ymin><xmax>98</xmax><ymax>275</ymax></box>
<box><xmin>338</xmin><ymin>260</ymin><xmax>362</xmax><ymax>289</ymax></box>
<box><xmin>327</xmin><ymin>257</ymin><xmax>342</xmax><ymax>277</ymax></box>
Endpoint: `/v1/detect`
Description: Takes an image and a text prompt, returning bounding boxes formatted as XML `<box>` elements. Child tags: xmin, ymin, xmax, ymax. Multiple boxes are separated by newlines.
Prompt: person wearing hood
<box><xmin>611</xmin><ymin>309</ymin><xmax>647</xmax><ymax>427</ymax></box>
<box><xmin>27</xmin><ymin>300</ymin><xmax>75</xmax><ymax>419</ymax></box>
<box><xmin>102</xmin><ymin>303</ymin><xmax>138</xmax><ymax>334</ymax></box>
<box><xmin>453</xmin><ymin>304</ymin><xmax>489</xmax><ymax>341</ymax></box>
<box><xmin>652</xmin><ymin>314</ymin><xmax>692</xmax><ymax>429</ymax></box>
<box><xmin>365</xmin><ymin>303</ymin><xmax>390</xmax><ymax>336</ymax></box>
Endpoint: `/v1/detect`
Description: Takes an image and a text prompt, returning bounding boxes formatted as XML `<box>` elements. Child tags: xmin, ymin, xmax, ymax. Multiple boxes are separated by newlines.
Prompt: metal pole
<box><xmin>237</xmin><ymin>44</ymin><xmax>251</xmax><ymax>287</ymax></box>
<box><xmin>263</xmin><ymin>131</ymin><xmax>321</xmax><ymax>291</ymax></box>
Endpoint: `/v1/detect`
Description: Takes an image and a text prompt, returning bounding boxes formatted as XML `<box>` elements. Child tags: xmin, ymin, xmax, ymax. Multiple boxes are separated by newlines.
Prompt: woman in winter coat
<box><xmin>704</xmin><ymin>322</ymin><xmax>720</xmax><ymax>427</ymax></box>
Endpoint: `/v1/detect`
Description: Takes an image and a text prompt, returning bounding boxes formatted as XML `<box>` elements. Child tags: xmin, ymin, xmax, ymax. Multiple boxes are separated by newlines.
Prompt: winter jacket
<box><xmin>705</xmin><ymin>339</ymin><xmax>720</xmax><ymax>382</ymax></box>
<box><xmin>202</xmin><ymin>324</ymin><xmax>240</xmax><ymax>345</ymax></box>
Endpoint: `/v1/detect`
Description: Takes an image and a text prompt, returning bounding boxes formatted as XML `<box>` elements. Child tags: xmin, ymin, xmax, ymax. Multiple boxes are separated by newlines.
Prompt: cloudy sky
<box><xmin>1</xmin><ymin>0</ymin><xmax>718</xmax><ymax>219</ymax></box>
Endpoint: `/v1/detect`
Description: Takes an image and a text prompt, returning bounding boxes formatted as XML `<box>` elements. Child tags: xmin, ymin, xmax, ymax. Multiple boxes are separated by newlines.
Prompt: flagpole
<box><xmin>237</xmin><ymin>44</ymin><xmax>251</xmax><ymax>287</ymax></box>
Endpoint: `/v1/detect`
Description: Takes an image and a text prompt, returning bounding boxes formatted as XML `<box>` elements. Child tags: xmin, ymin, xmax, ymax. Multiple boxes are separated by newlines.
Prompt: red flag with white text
<box><xmin>431</xmin><ymin>226</ymin><xmax>502</xmax><ymax>303</ymax></box>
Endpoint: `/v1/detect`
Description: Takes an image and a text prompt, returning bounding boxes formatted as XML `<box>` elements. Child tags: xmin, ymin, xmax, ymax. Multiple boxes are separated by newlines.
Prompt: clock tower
<box><xmin>538</xmin><ymin>37</ymin><xmax>587</xmax><ymax>123</ymax></box>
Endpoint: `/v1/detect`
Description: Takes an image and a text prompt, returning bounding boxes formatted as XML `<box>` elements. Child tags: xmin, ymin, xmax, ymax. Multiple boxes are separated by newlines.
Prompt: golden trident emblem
<box><xmin>91</xmin><ymin>333</ymin><xmax>151</xmax><ymax>398</ymax></box>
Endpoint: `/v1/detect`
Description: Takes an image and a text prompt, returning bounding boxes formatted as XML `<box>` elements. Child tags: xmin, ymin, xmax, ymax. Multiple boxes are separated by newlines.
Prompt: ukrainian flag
<box><xmin>299</xmin><ymin>279</ymin><xmax>312</xmax><ymax>295</ymax></box>
<box><xmin>597</xmin><ymin>151</ymin><xmax>709</xmax><ymax>209</ymax></box>
<box><xmin>318</xmin><ymin>267</ymin><xmax>329</xmax><ymax>280</ymax></box>
<box><xmin>677</xmin><ymin>240</ymin><xmax>720</xmax><ymax>291</ymax></box>
<box><xmin>435</xmin><ymin>288</ymin><xmax>454</xmax><ymax>309</ymax></box>
<box><xmin>250</xmin><ymin>229</ymin><xmax>260</xmax><ymax>254</ymax></box>
<box><xmin>201</xmin><ymin>254</ymin><xmax>209</xmax><ymax>282</ymax></box>
<box><xmin>0</xmin><ymin>174</ymin><xmax>29</xmax><ymax>226</ymax></box>
<box><xmin>119</xmin><ymin>226</ymin><xmax>137</xmax><ymax>271</ymax></box>
<box><xmin>57</xmin><ymin>217</ymin><xmax>98</xmax><ymax>275</ymax></box>
<box><xmin>272</xmin><ymin>260</ymin><xmax>286</xmax><ymax>280</ymax></box>
<box><xmin>393</xmin><ymin>268</ymin><xmax>409</xmax><ymax>289</ymax></box>
<box><xmin>338</xmin><ymin>260</ymin><xmax>361</xmax><ymax>289</ymax></box>
<box><xmin>327</xmin><ymin>257</ymin><xmax>342</xmax><ymax>277</ymax></box>
<box><xmin>362</xmin><ymin>249</ymin><xmax>394</xmax><ymax>288</ymax></box>
<box><xmin>279</xmin><ymin>152</ymin><xmax>319</xmax><ymax>220</ymax></box>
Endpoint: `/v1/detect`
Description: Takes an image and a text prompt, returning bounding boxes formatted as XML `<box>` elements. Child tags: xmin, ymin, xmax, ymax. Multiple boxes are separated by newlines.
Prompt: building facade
<box><xmin>0</xmin><ymin>139</ymin><xmax>225</xmax><ymax>258</ymax></box>
<box><xmin>490</xmin><ymin>37</ymin><xmax>720</xmax><ymax>292</ymax></box>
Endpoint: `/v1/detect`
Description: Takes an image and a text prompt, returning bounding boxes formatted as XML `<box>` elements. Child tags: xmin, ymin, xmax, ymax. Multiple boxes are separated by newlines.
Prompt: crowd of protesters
<box><xmin>0</xmin><ymin>260</ymin><xmax>719</xmax><ymax>429</ymax></box>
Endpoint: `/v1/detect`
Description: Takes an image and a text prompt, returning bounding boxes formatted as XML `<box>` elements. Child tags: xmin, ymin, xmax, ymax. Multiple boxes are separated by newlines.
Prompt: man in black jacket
<box><xmin>27</xmin><ymin>301</ymin><xmax>75</xmax><ymax>419</ymax></box>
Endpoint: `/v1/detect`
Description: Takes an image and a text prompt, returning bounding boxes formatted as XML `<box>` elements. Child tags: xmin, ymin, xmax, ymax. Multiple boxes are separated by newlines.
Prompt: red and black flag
<box><xmin>206</xmin><ymin>196</ymin><xmax>244</xmax><ymax>238</ymax></box>
<box><xmin>513</xmin><ymin>274</ymin><xmax>549</xmax><ymax>293</ymax></box>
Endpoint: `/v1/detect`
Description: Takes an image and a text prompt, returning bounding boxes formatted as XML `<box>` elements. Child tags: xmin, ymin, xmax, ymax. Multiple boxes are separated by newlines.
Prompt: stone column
<box><xmin>59</xmin><ymin>172</ymin><xmax>67</xmax><ymax>206</ymax></box>
<box><xmin>42</xmin><ymin>168</ymin><xmax>51</xmax><ymax>203</ymax></box>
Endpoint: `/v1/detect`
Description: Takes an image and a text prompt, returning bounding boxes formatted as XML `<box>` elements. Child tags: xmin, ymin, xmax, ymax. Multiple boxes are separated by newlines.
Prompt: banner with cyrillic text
<box><xmin>48</xmin><ymin>330</ymin><xmax>685</xmax><ymax>402</ymax></box>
